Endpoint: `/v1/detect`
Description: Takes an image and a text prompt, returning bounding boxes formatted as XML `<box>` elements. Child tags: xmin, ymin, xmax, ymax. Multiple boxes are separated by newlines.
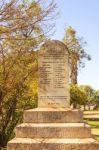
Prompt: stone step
<box><xmin>23</xmin><ymin>108</ymin><xmax>83</xmax><ymax>123</ymax></box>
<box><xmin>7</xmin><ymin>138</ymin><xmax>99</xmax><ymax>150</ymax></box>
<box><xmin>16</xmin><ymin>123</ymin><xmax>92</xmax><ymax>138</ymax></box>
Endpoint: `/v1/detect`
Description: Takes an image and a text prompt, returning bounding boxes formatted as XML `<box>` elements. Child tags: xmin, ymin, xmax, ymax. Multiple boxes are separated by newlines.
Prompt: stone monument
<box><xmin>7</xmin><ymin>40</ymin><xmax>99</xmax><ymax>150</ymax></box>
<box><xmin>38</xmin><ymin>40</ymin><xmax>70</xmax><ymax>108</ymax></box>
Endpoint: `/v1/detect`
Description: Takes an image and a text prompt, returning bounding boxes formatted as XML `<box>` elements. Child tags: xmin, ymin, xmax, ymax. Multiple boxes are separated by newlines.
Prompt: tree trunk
<box><xmin>88</xmin><ymin>105</ymin><xmax>90</xmax><ymax>110</ymax></box>
<box><xmin>73</xmin><ymin>103</ymin><xmax>77</xmax><ymax>109</ymax></box>
<box><xmin>70</xmin><ymin>61</ymin><xmax>78</xmax><ymax>84</ymax></box>
<box><xmin>84</xmin><ymin>104</ymin><xmax>86</xmax><ymax>111</ymax></box>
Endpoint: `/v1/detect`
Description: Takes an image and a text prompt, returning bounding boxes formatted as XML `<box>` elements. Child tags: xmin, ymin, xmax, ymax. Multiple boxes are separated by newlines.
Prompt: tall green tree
<box><xmin>0</xmin><ymin>0</ymin><xmax>57</xmax><ymax>149</ymax></box>
<box><xmin>63</xmin><ymin>26</ymin><xmax>91</xmax><ymax>84</ymax></box>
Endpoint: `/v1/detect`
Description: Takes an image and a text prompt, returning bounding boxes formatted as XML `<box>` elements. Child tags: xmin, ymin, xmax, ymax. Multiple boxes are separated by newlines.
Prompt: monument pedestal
<box><xmin>7</xmin><ymin>108</ymin><xmax>99</xmax><ymax>150</ymax></box>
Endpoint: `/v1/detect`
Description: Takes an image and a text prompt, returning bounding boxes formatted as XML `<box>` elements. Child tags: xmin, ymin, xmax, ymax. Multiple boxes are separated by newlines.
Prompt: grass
<box><xmin>84</xmin><ymin>111</ymin><xmax>99</xmax><ymax>142</ymax></box>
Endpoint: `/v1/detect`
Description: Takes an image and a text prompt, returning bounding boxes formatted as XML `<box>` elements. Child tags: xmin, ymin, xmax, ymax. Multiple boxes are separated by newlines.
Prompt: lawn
<box><xmin>86</xmin><ymin>120</ymin><xmax>99</xmax><ymax>141</ymax></box>
<box><xmin>84</xmin><ymin>111</ymin><xmax>99</xmax><ymax>142</ymax></box>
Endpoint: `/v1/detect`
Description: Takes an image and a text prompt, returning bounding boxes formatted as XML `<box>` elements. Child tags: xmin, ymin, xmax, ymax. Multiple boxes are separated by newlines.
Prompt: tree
<box><xmin>80</xmin><ymin>85</ymin><xmax>95</xmax><ymax>110</ymax></box>
<box><xmin>70</xmin><ymin>85</ymin><xmax>97</xmax><ymax>110</ymax></box>
<box><xmin>93</xmin><ymin>90</ymin><xmax>99</xmax><ymax>110</ymax></box>
<box><xmin>63</xmin><ymin>26</ymin><xmax>91</xmax><ymax>84</ymax></box>
<box><xmin>70</xmin><ymin>84</ymin><xmax>86</xmax><ymax>109</ymax></box>
<box><xmin>0</xmin><ymin>0</ymin><xmax>57</xmax><ymax>148</ymax></box>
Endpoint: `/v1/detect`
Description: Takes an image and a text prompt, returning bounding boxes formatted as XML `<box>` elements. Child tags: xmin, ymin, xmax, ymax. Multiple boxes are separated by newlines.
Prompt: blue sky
<box><xmin>52</xmin><ymin>0</ymin><xmax>99</xmax><ymax>90</ymax></box>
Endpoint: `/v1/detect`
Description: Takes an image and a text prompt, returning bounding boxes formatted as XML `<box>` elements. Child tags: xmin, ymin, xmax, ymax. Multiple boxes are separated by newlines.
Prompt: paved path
<box><xmin>84</xmin><ymin>111</ymin><xmax>99</xmax><ymax>119</ymax></box>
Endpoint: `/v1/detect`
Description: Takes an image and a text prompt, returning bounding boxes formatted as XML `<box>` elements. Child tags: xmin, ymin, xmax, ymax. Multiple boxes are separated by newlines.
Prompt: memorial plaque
<box><xmin>38</xmin><ymin>40</ymin><xmax>70</xmax><ymax>108</ymax></box>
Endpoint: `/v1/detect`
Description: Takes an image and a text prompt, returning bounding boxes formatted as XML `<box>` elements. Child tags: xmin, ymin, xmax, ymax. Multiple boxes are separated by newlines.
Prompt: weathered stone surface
<box><xmin>7</xmin><ymin>138</ymin><xmax>99</xmax><ymax>150</ymax></box>
<box><xmin>16</xmin><ymin>123</ymin><xmax>91</xmax><ymax>138</ymax></box>
<box><xmin>7</xmin><ymin>108</ymin><xmax>99</xmax><ymax>150</ymax></box>
<box><xmin>38</xmin><ymin>40</ymin><xmax>70</xmax><ymax>108</ymax></box>
<box><xmin>23</xmin><ymin>108</ymin><xmax>83</xmax><ymax>123</ymax></box>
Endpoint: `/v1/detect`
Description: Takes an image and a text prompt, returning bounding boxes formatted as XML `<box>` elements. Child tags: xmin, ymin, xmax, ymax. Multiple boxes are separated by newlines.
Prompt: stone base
<box><xmin>8</xmin><ymin>138</ymin><xmax>99</xmax><ymax>150</ymax></box>
<box><xmin>7</xmin><ymin>108</ymin><xmax>99</xmax><ymax>150</ymax></box>
<box><xmin>16</xmin><ymin>123</ymin><xmax>91</xmax><ymax>138</ymax></box>
<box><xmin>23</xmin><ymin>108</ymin><xmax>83</xmax><ymax>123</ymax></box>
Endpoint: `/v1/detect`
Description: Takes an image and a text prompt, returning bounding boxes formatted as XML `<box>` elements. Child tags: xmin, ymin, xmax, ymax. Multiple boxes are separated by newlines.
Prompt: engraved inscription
<box><xmin>38</xmin><ymin>40</ymin><xmax>70</xmax><ymax>108</ymax></box>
